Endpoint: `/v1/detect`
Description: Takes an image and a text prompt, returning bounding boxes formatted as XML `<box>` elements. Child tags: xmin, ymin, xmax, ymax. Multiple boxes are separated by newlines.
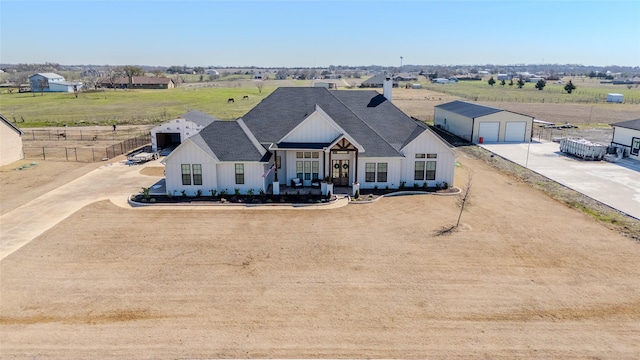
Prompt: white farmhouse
<box><xmin>150</xmin><ymin>110</ymin><xmax>218</xmax><ymax>152</ymax></box>
<box><xmin>0</xmin><ymin>114</ymin><xmax>24</xmax><ymax>166</ymax></box>
<box><xmin>610</xmin><ymin>119</ymin><xmax>640</xmax><ymax>160</ymax></box>
<box><xmin>434</xmin><ymin>100</ymin><xmax>533</xmax><ymax>143</ymax></box>
<box><xmin>164</xmin><ymin>82</ymin><xmax>457</xmax><ymax>196</ymax></box>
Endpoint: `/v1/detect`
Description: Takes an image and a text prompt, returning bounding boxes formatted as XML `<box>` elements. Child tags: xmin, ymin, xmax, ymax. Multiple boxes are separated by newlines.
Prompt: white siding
<box><xmin>280</xmin><ymin>112</ymin><xmax>341</xmax><ymax>143</ymax></box>
<box><xmin>216</xmin><ymin>162</ymin><xmax>265</xmax><ymax>194</ymax></box>
<box><xmin>612</xmin><ymin>126</ymin><xmax>640</xmax><ymax>160</ymax></box>
<box><xmin>151</xmin><ymin>119</ymin><xmax>206</xmax><ymax>151</ymax></box>
<box><xmin>401</xmin><ymin>130</ymin><xmax>456</xmax><ymax>187</ymax></box>
<box><xmin>357</xmin><ymin>157</ymin><xmax>401</xmax><ymax>189</ymax></box>
<box><xmin>165</xmin><ymin>140</ymin><xmax>218</xmax><ymax>196</ymax></box>
<box><xmin>434</xmin><ymin>108</ymin><xmax>474</xmax><ymax>141</ymax></box>
<box><xmin>0</xmin><ymin>121</ymin><xmax>23</xmax><ymax>166</ymax></box>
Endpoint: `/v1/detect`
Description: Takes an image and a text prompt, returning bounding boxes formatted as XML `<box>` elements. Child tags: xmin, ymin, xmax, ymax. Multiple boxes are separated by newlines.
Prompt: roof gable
<box><xmin>611</xmin><ymin>118</ymin><xmax>640</xmax><ymax>131</ymax></box>
<box><xmin>180</xmin><ymin>110</ymin><xmax>219</xmax><ymax>127</ymax></box>
<box><xmin>278</xmin><ymin>106</ymin><xmax>343</xmax><ymax>144</ymax></box>
<box><xmin>30</xmin><ymin>73</ymin><xmax>63</xmax><ymax>80</ymax></box>
<box><xmin>435</xmin><ymin>100</ymin><xmax>503</xmax><ymax>118</ymax></box>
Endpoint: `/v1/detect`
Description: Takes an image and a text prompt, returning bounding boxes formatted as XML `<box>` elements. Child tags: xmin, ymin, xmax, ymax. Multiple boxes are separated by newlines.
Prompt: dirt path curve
<box><xmin>0</xmin><ymin>160</ymin><xmax>162</xmax><ymax>261</ymax></box>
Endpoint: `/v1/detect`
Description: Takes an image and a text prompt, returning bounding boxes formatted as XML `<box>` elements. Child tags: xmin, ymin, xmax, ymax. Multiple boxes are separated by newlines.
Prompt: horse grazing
<box><xmin>227</xmin><ymin>98</ymin><xmax>235</xmax><ymax>103</ymax></box>
<box><xmin>243</xmin><ymin>95</ymin><xmax>249</xmax><ymax>100</ymax></box>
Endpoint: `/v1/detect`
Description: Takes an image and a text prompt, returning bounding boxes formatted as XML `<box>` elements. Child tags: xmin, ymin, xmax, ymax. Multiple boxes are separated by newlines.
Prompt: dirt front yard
<box><xmin>1</xmin><ymin>154</ymin><xmax>639</xmax><ymax>359</ymax></box>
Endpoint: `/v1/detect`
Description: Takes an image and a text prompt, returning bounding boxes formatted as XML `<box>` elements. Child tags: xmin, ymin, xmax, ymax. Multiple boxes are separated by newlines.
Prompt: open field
<box><xmin>1</xmin><ymin>153</ymin><xmax>639</xmax><ymax>358</ymax></box>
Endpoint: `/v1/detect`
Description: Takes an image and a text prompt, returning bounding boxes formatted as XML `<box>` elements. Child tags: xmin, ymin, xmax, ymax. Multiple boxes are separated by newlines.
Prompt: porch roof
<box><xmin>273</xmin><ymin>142</ymin><xmax>331</xmax><ymax>150</ymax></box>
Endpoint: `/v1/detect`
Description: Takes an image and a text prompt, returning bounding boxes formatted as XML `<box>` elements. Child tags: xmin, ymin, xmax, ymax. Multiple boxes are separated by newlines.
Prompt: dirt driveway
<box><xmin>1</xmin><ymin>154</ymin><xmax>639</xmax><ymax>359</ymax></box>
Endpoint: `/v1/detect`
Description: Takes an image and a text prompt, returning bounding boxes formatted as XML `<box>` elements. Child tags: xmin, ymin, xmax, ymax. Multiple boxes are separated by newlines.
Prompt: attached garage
<box><xmin>610</xmin><ymin>118</ymin><xmax>640</xmax><ymax>161</ymax></box>
<box><xmin>151</xmin><ymin>110</ymin><xmax>219</xmax><ymax>153</ymax></box>
<box><xmin>434</xmin><ymin>100</ymin><xmax>533</xmax><ymax>144</ymax></box>
<box><xmin>505</xmin><ymin>122</ymin><xmax>527</xmax><ymax>142</ymax></box>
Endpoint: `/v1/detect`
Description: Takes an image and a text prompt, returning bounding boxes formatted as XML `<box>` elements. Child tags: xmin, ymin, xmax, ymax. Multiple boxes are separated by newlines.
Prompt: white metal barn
<box><xmin>607</xmin><ymin>93</ymin><xmax>624</xmax><ymax>103</ymax></box>
<box><xmin>610</xmin><ymin>118</ymin><xmax>640</xmax><ymax>161</ymax></box>
<box><xmin>434</xmin><ymin>100</ymin><xmax>534</xmax><ymax>143</ymax></box>
<box><xmin>0</xmin><ymin>114</ymin><xmax>24</xmax><ymax>166</ymax></box>
<box><xmin>150</xmin><ymin>110</ymin><xmax>219</xmax><ymax>152</ymax></box>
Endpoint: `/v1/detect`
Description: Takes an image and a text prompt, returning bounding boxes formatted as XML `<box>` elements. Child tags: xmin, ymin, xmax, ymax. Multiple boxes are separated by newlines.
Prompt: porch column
<box><xmin>354</xmin><ymin>149</ymin><xmax>359</xmax><ymax>183</ymax></box>
<box><xmin>274</xmin><ymin>150</ymin><xmax>278</xmax><ymax>182</ymax></box>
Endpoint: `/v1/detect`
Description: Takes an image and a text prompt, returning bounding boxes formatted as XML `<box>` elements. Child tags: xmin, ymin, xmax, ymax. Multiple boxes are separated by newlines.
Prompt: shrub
<box><xmin>422</xmin><ymin>182</ymin><xmax>427</xmax><ymax>189</ymax></box>
<box><xmin>181</xmin><ymin>190</ymin><xmax>187</xmax><ymax>197</ymax></box>
<box><xmin>326</xmin><ymin>191</ymin><xmax>332</xmax><ymax>199</ymax></box>
<box><xmin>399</xmin><ymin>181</ymin><xmax>406</xmax><ymax>189</ymax></box>
<box><xmin>141</xmin><ymin>187</ymin><xmax>150</xmax><ymax>199</ymax></box>
<box><xmin>247</xmin><ymin>188</ymin><xmax>254</xmax><ymax>196</ymax></box>
<box><xmin>259</xmin><ymin>189</ymin><xmax>266</xmax><ymax>197</ymax></box>
<box><xmin>355</xmin><ymin>189</ymin><xmax>360</xmax><ymax>198</ymax></box>
<box><xmin>210</xmin><ymin>189</ymin><xmax>217</xmax><ymax>197</ymax></box>
<box><xmin>234</xmin><ymin>188</ymin><xmax>241</xmax><ymax>196</ymax></box>
<box><xmin>196</xmin><ymin>189</ymin><xmax>202</xmax><ymax>197</ymax></box>
<box><xmin>150</xmin><ymin>198</ymin><xmax>156</xmax><ymax>203</ymax></box>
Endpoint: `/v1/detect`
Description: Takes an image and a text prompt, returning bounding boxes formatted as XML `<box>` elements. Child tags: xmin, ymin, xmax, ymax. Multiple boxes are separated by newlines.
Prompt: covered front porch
<box><xmin>266</xmin><ymin>183</ymin><xmax>353</xmax><ymax>196</ymax></box>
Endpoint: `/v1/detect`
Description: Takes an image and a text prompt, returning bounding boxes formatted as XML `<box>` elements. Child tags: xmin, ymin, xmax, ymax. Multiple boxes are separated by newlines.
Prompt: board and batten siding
<box><xmin>0</xmin><ymin>121</ymin><xmax>23</xmax><ymax>166</ymax></box>
<box><xmin>164</xmin><ymin>140</ymin><xmax>218</xmax><ymax>196</ymax></box>
<box><xmin>434</xmin><ymin>108</ymin><xmax>474</xmax><ymax>142</ymax></box>
<box><xmin>401</xmin><ymin>130</ymin><xmax>456</xmax><ymax>187</ymax></box>
<box><xmin>280</xmin><ymin>111</ymin><xmax>341</xmax><ymax>143</ymax></box>
<box><xmin>612</xmin><ymin>126</ymin><xmax>640</xmax><ymax>160</ymax></box>
<box><xmin>216</xmin><ymin>162</ymin><xmax>266</xmax><ymax>194</ymax></box>
<box><xmin>151</xmin><ymin>118</ymin><xmax>207</xmax><ymax>151</ymax></box>
<box><xmin>356</xmin><ymin>157</ymin><xmax>402</xmax><ymax>189</ymax></box>
<box><xmin>473</xmin><ymin>112</ymin><xmax>532</xmax><ymax>143</ymax></box>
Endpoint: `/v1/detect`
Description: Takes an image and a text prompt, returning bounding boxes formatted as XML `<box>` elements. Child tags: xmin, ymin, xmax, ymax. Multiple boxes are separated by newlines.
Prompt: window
<box><xmin>416</xmin><ymin>153</ymin><xmax>426</xmax><ymax>159</ymax></box>
<box><xmin>181</xmin><ymin>164</ymin><xmax>191</xmax><ymax>185</ymax></box>
<box><xmin>312</xmin><ymin>152</ymin><xmax>319</xmax><ymax>159</ymax></box>
<box><xmin>365</xmin><ymin>163</ymin><xmax>376</xmax><ymax>182</ymax></box>
<box><xmin>296</xmin><ymin>152</ymin><xmax>303</xmax><ymax>158</ymax></box>
<box><xmin>426</xmin><ymin>161</ymin><xmax>436</xmax><ymax>180</ymax></box>
<box><xmin>632</xmin><ymin>137</ymin><xmax>640</xmax><ymax>156</ymax></box>
<box><xmin>304</xmin><ymin>161</ymin><xmax>311</xmax><ymax>180</ymax></box>
<box><xmin>312</xmin><ymin>161</ymin><xmax>319</xmax><ymax>180</ymax></box>
<box><xmin>414</xmin><ymin>161</ymin><xmax>425</xmax><ymax>181</ymax></box>
<box><xmin>276</xmin><ymin>155</ymin><xmax>281</xmax><ymax>169</ymax></box>
<box><xmin>296</xmin><ymin>161</ymin><xmax>303</xmax><ymax>179</ymax></box>
<box><xmin>235</xmin><ymin>163</ymin><xmax>244</xmax><ymax>184</ymax></box>
<box><xmin>427</xmin><ymin>153</ymin><xmax>437</xmax><ymax>159</ymax></box>
<box><xmin>192</xmin><ymin>164</ymin><xmax>202</xmax><ymax>185</ymax></box>
<box><xmin>377</xmin><ymin>163</ymin><xmax>388</xmax><ymax>182</ymax></box>
<box><xmin>304</xmin><ymin>152</ymin><xmax>311</xmax><ymax>159</ymax></box>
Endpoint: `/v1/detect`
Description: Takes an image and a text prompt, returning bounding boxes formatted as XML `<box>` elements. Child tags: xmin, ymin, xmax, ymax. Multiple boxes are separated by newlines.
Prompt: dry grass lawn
<box><xmin>1</xmin><ymin>154</ymin><xmax>639</xmax><ymax>359</ymax></box>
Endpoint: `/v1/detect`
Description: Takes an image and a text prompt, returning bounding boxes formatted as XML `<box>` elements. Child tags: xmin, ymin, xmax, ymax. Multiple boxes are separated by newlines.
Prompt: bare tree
<box><xmin>255</xmin><ymin>81</ymin><xmax>264</xmax><ymax>94</ymax></box>
<box><xmin>105</xmin><ymin>67</ymin><xmax>124</xmax><ymax>89</ymax></box>
<box><xmin>435</xmin><ymin>172</ymin><xmax>473</xmax><ymax>236</ymax></box>
<box><xmin>122</xmin><ymin>65</ymin><xmax>145</xmax><ymax>89</ymax></box>
<box><xmin>152</xmin><ymin>69</ymin><xmax>163</xmax><ymax>77</ymax></box>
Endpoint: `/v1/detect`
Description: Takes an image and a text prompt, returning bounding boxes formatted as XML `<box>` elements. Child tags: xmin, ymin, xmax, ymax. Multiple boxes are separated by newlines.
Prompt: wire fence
<box><xmin>23</xmin><ymin>134</ymin><xmax>150</xmax><ymax>162</ymax></box>
<box><xmin>20</xmin><ymin>128</ymin><xmax>148</xmax><ymax>142</ymax></box>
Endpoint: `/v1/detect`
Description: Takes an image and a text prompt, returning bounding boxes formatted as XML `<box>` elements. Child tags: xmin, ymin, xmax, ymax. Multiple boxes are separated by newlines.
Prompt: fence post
<box><xmin>121</xmin><ymin>142</ymin><xmax>124</xmax><ymax>155</ymax></box>
<box><xmin>32</xmin><ymin>131</ymin><xmax>35</xmax><ymax>140</ymax></box>
<box><xmin>80</xmin><ymin>130</ymin><xmax>83</xmax><ymax>140</ymax></box>
<box><xmin>42</xmin><ymin>147</ymin><xmax>46</xmax><ymax>160</ymax></box>
<box><xmin>75</xmin><ymin>148</ymin><xmax>78</xmax><ymax>161</ymax></box>
<box><xmin>65</xmin><ymin>147</ymin><xmax>68</xmax><ymax>161</ymax></box>
<box><xmin>92</xmin><ymin>148</ymin><xmax>95</xmax><ymax>162</ymax></box>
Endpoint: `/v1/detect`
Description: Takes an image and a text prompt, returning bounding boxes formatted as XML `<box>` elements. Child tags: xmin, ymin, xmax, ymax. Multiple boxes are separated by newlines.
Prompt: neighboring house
<box><xmin>434</xmin><ymin>100</ymin><xmax>533</xmax><ymax>143</ymax></box>
<box><xmin>164</xmin><ymin>81</ymin><xmax>457</xmax><ymax>196</ymax></box>
<box><xmin>360</xmin><ymin>73</ymin><xmax>398</xmax><ymax>88</ymax></box>
<box><xmin>610</xmin><ymin>119</ymin><xmax>640</xmax><ymax>160</ymax></box>
<box><xmin>28</xmin><ymin>73</ymin><xmax>82</xmax><ymax>93</ymax></box>
<box><xmin>98</xmin><ymin>76</ymin><xmax>175</xmax><ymax>89</ymax></box>
<box><xmin>151</xmin><ymin>110</ymin><xmax>219</xmax><ymax>152</ymax></box>
<box><xmin>0</xmin><ymin>114</ymin><xmax>24</xmax><ymax>166</ymax></box>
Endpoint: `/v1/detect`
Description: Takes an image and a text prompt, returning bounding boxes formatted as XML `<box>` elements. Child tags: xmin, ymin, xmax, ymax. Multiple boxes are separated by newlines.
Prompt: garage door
<box><xmin>478</xmin><ymin>122</ymin><xmax>499</xmax><ymax>143</ymax></box>
<box><xmin>505</xmin><ymin>122</ymin><xmax>526</xmax><ymax>142</ymax></box>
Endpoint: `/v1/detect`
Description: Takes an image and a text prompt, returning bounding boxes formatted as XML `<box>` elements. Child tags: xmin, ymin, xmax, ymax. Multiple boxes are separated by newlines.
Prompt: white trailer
<box><xmin>127</xmin><ymin>148</ymin><xmax>159</xmax><ymax>164</ymax></box>
<box><xmin>559</xmin><ymin>138</ymin><xmax>607</xmax><ymax>160</ymax></box>
<box><xmin>606</xmin><ymin>93</ymin><xmax>624</xmax><ymax>103</ymax></box>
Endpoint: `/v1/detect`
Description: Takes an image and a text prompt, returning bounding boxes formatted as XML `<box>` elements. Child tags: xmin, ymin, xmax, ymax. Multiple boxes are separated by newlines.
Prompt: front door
<box><xmin>332</xmin><ymin>159</ymin><xmax>349</xmax><ymax>186</ymax></box>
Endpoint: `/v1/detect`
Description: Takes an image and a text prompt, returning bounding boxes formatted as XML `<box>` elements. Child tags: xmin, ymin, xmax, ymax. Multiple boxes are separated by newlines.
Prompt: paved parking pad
<box><xmin>480</xmin><ymin>141</ymin><xmax>640</xmax><ymax>220</ymax></box>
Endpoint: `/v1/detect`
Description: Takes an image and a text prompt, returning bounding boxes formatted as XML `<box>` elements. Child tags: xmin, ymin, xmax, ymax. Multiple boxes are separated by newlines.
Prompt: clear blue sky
<box><xmin>1</xmin><ymin>0</ymin><xmax>639</xmax><ymax>67</ymax></box>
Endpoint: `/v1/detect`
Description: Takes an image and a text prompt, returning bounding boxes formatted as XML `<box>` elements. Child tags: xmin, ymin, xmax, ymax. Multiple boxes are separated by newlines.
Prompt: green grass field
<box><xmin>416</xmin><ymin>77</ymin><xmax>640</xmax><ymax>104</ymax></box>
<box><xmin>0</xmin><ymin>86</ymin><xmax>276</xmax><ymax>127</ymax></box>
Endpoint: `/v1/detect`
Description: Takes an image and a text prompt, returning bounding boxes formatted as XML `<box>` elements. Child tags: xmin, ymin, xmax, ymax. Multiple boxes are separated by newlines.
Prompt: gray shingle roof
<box><xmin>242</xmin><ymin>87</ymin><xmax>415</xmax><ymax>157</ymax></box>
<box><xmin>435</xmin><ymin>100</ymin><xmax>502</xmax><ymax>118</ymax></box>
<box><xmin>196</xmin><ymin>121</ymin><xmax>265</xmax><ymax>162</ymax></box>
<box><xmin>611</xmin><ymin>118</ymin><xmax>640</xmax><ymax>131</ymax></box>
<box><xmin>181</xmin><ymin>110</ymin><xmax>219</xmax><ymax>127</ymax></box>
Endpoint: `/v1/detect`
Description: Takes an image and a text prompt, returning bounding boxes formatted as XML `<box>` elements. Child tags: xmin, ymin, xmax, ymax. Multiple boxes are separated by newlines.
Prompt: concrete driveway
<box><xmin>0</xmin><ymin>160</ymin><xmax>162</xmax><ymax>261</ymax></box>
<box><xmin>480</xmin><ymin>141</ymin><xmax>640</xmax><ymax>220</ymax></box>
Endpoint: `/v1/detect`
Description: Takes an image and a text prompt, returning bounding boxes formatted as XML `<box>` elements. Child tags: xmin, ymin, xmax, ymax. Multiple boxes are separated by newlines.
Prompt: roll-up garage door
<box><xmin>505</xmin><ymin>122</ymin><xmax>526</xmax><ymax>142</ymax></box>
<box><xmin>478</xmin><ymin>122</ymin><xmax>499</xmax><ymax>143</ymax></box>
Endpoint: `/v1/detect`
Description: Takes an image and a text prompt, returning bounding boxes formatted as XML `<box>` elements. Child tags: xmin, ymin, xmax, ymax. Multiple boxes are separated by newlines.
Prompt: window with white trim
<box><xmin>181</xmin><ymin>164</ymin><xmax>191</xmax><ymax>185</ymax></box>
<box><xmin>365</xmin><ymin>162</ymin><xmax>388</xmax><ymax>182</ymax></box>
<box><xmin>235</xmin><ymin>164</ymin><xmax>244</xmax><ymax>184</ymax></box>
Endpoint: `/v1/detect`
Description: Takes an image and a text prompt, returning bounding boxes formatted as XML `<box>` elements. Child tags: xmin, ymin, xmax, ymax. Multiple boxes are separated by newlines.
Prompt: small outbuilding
<box><xmin>0</xmin><ymin>114</ymin><xmax>24</xmax><ymax>166</ymax></box>
<box><xmin>610</xmin><ymin>118</ymin><xmax>640</xmax><ymax>160</ymax></box>
<box><xmin>28</xmin><ymin>73</ymin><xmax>82</xmax><ymax>93</ymax></box>
<box><xmin>607</xmin><ymin>93</ymin><xmax>624</xmax><ymax>103</ymax></box>
<box><xmin>434</xmin><ymin>100</ymin><xmax>534</xmax><ymax>143</ymax></box>
<box><xmin>150</xmin><ymin>110</ymin><xmax>219</xmax><ymax>153</ymax></box>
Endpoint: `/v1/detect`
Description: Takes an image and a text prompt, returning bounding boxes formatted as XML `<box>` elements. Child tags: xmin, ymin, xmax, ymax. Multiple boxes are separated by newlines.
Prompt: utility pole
<box><xmin>400</xmin><ymin>56</ymin><xmax>403</xmax><ymax>69</ymax></box>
